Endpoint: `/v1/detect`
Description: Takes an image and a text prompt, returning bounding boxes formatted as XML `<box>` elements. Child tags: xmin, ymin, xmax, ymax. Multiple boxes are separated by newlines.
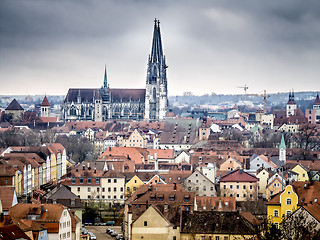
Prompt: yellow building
<box><xmin>50</xmin><ymin>152</ymin><xmax>57</xmax><ymax>181</ymax></box>
<box><xmin>291</xmin><ymin>164</ymin><xmax>309</xmax><ymax>181</ymax></box>
<box><xmin>267</xmin><ymin>185</ymin><xmax>299</xmax><ymax>226</ymax></box>
<box><xmin>125</xmin><ymin>175</ymin><xmax>144</xmax><ymax>199</ymax></box>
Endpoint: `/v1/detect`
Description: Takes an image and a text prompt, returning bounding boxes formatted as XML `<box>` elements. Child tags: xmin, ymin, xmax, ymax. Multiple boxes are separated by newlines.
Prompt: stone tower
<box><xmin>145</xmin><ymin>19</ymin><xmax>168</xmax><ymax>121</ymax></box>
<box><xmin>41</xmin><ymin>95</ymin><xmax>50</xmax><ymax>117</ymax></box>
<box><xmin>286</xmin><ymin>91</ymin><xmax>297</xmax><ymax>117</ymax></box>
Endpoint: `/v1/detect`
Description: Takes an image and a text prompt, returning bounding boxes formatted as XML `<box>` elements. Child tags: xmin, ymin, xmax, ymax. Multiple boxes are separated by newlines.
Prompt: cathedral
<box><xmin>61</xmin><ymin>19</ymin><xmax>168</xmax><ymax>121</ymax></box>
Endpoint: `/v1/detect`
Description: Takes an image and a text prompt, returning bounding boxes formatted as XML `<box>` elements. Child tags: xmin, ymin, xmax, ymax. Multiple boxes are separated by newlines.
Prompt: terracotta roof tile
<box><xmin>41</xmin><ymin>96</ymin><xmax>50</xmax><ymax>107</ymax></box>
<box><xmin>0</xmin><ymin>186</ymin><xmax>16</xmax><ymax>211</ymax></box>
<box><xmin>220</xmin><ymin>169</ymin><xmax>258</xmax><ymax>182</ymax></box>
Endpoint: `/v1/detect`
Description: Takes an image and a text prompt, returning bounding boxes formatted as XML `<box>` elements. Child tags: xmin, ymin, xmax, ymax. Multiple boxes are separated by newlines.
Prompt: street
<box><xmin>86</xmin><ymin>226</ymin><xmax>122</xmax><ymax>240</ymax></box>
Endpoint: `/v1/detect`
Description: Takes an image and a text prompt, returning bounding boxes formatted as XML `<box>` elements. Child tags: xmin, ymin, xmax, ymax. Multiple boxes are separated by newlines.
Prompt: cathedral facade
<box><xmin>61</xmin><ymin>19</ymin><xmax>168</xmax><ymax>122</ymax></box>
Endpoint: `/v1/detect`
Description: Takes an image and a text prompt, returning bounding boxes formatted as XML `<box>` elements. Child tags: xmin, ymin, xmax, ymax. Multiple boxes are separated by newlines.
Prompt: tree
<box><xmin>296</xmin><ymin>123</ymin><xmax>320</xmax><ymax>159</ymax></box>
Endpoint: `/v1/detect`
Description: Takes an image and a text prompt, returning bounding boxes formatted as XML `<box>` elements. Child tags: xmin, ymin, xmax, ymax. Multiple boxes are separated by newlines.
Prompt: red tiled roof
<box><xmin>314</xmin><ymin>94</ymin><xmax>320</xmax><ymax>106</ymax></box>
<box><xmin>196</xmin><ymin>196</ymin><xmax>236</xmax><ymax>211</ymax></box>
<box><xmin>148</xmin><ymin>149</ymin><xmax>174</xmax><ymax>159</ymax></box>
<box><xmin>41</xmin><ymin>96</ymin><xmax>50</xmax><ymax>106</ymax></box>
<box><xmin>38</xmin><ymin>117</ymin><xmax>57</xmax><ymax>122</ymax></box>
<box><xmin>0</xmin><ymin>186</ymin><xmax>15</xmax><ymax>211</ymax></box>
<box><xmin>220</xmin><ymin>169</ymin><xmax>258</xmax><ymax>182</ymax></box>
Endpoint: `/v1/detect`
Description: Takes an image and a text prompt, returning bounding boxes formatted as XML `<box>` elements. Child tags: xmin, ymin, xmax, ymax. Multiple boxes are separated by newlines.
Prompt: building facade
<box><xmin>61</xmin><ymin>19</ymin><xmax>168</xmax><ymax>121</ymax></box>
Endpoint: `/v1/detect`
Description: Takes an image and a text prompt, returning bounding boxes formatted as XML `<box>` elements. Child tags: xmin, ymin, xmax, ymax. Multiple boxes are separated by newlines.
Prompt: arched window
<box><xmin>153</xmin><ymin>88</ymin><xmax>156</xmax><ymax>100</ymax></box>
<box><xmin>70</xmin><ymin>106</ymin><xmax>77</xmax><ymax>116</ymax></box>
<box><xmin>286</xmin><ymin>198</ymin><xmax>292</xmax><ymax>205</ymax></box>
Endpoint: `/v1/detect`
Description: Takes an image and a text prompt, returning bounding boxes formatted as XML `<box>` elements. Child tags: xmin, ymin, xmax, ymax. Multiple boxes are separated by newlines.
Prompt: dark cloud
<box><xmin>0</xmin><ymin>0</ymin><xmax>319</xmax><ymax>95</ymax></box>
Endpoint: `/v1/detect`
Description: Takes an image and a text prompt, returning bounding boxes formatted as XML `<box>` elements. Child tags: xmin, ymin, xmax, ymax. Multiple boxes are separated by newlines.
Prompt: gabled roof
<box><xmin>41</xmin><ymin>96</ymin><xmax>50</xmax><ymax>107</ymax></box>
<box><xmin>5</xmin><ymin>99</ymin><xmax>24</xmax><ymax>111</ymax></box>
<box><xmin>64</xmin><ymin>88</ymin><xmax>101</xmax><ymax>103</ymax></box>
<box><xmin>0</xmin><ymin>186</ymin><xmax>16</xmax><ymax>211</ymax></box>
<box><xmin>302</xmin><ymin>202</ymin><xmax>320</xmax><ymax>222</ymax></box>
<box><xmin>220</xmin><ymin>169</ymin><xmax>258</xmax><ymax>182</ymax></box>
<box><xmin>42</xmin><ymin>185</ymin><xmax>79</xmax><ymax>201</ymax></box>
<box><xmin>102</xmin><ymin>169</ymin><xmax>125</xmax><ymax>178</ymax></box>
<box><xmin>196</xmin><ymin>196</ymin><xmax>236</xmax><ymax>211</ymax></box>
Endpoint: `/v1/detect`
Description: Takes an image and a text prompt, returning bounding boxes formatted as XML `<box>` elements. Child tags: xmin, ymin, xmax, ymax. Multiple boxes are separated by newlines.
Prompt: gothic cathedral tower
<box><xmin>145</xmin><ymin>19</ymin><xmax>168</xmax><ymax>121</ymax></box>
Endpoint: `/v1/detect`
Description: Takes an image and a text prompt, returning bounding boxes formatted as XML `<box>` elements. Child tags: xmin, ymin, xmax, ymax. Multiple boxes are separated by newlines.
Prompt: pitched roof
<box><xmin>41</xmin><ymin>96</ymin><xmax>50</xmax><ymax>107</ymax></box>
<box><xmin>196</xmin><ymin>196</ymin><xmax>236</xmax><ymax>211</ymax></box>
<box><xmin>102</xmin><ymin>169</ymin><xmax>125</xmax><ymax>178</ymax></box>
<box><xmin>0</xmin><ymin>225</ymin><xmax>32</xmax><ymax>240</ymax></box>
<box><xmin>302</xmin><ymin>202</ymin><xmax>320</xmax><ymax>222</ymax></box>
<box><xmin>314</xmin><ymin>94</ymin><xmax>320</xmax><ymax>106</ymax></box>
<box><xmin>64</xmin><ymin>88</ymin><xmax>101</xmax><ymax>103</ymax></box>
<box><xmin>109</xmin><ymin>88</ymin><xmax>145</xmax><ymax>102</ymax></box>
<box><xmin>5</xmin><ymin>99</ymin><xmax>24</xmax><ymax>111</ymax></box>
<box><xmin>180</xmin><ymin>211</ymin><xmax>254</xmax><ymax>234</ymax></box>
<box><xmin>148</xmin><ymin>149</ymin><xmax>174</xmax><ymax>159</ymax></box>
<box><xmin>0</xmin><ymin>186</ymin><xmax>16</xmax><ymax>211</ymax></box>
<box><xmin>220</xmin><ymin>169</ymin><xmax>258</xmax><ymax>182</ymax></box>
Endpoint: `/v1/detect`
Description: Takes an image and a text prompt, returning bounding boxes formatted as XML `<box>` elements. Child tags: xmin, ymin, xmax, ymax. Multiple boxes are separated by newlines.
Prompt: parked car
<box><xmin>105</xmin><ymin>220</ymin><xmax>115</xmax><ymax>226</ymax></box>
<box><xmin>111</xmin><ymin>231</ymin><xmax>118</xmax><ymax>237</ymax></box>
<box><xmin>88</xmin><ymin>232</ymin><xmax>96</xmax><ymax>240</ymax></box>
<box><xmin>116</xmin><ymin>234</ymin><xmax>125</xmax><ymax>240</ymax></box>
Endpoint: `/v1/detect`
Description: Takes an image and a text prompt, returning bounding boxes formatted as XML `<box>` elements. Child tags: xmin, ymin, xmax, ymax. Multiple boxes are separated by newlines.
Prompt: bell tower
<box><xmin>145</xmin><ymin>19</ymin><xmax>168</xmax><ymax>121</ymax></box>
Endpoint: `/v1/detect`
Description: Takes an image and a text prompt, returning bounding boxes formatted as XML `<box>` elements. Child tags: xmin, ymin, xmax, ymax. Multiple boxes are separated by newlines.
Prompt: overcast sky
<box><xmin>0</xmin><ymin>0</ymin><xmax>319</xmax><ymax>96</ymax></box>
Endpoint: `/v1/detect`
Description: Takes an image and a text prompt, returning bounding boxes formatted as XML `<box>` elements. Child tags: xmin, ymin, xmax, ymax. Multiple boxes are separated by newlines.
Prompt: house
<box><xmin>118</xmin><ymin>129</ymin><xmax>148</xmax><ymax>148</ymax></box>
<box><xmin>180</xmin><ymin>211</ymin><xmax>256</xmax><ymax>240</ymax></box>
<box><xmin>290</xmin><ymin>163</ymin><xmax>309</xmax><ymax>181</ymax></box>
<box><xmin>220</xmin><ymin>169</ymin><xmax>259</xmax><ymax>201</ymax></box>
<box><xmin>265</xmin><ymin>172</ymin><xmax>286</xmax><ymax>200</ymax></box>
<box><xmin>5</xmin><ymin>99</ymin><xmax>24</xmax><ymax>121</ymax></box>
<box><xmin>147</xmin><ymin>149</ymin><xmax>174</xmax><ymax>163</ymax></box>
<box><xmin>130</xmin><ymin>205</ymin><xmax>180</xmax><ymax>240</ymax></box>
<box><xmin>99</xmin><ymin>147</ymin><xmax>148</xmax><ymax>164</ymax></box>
<box><xmin>123</xmin><ymin>174</ymin><xmax>144</xmax><ymax>199</ymax></box>
<box><xmin>196</xmin><ymin>162</ymin><xmax>216</xmax><ymax>184</ymax></box>
<box><xmin>250</xmin><ymin>155</ymin><xmax>278</xmax><ymax>171</ymax></box>
<box><xmin>267</xmin><ymin>182</ymin><xmax>320</xmax><ymax>226</ymax></box>
<box><xmin>0</xmin><ymin>186</ymin><xmax>18</xmax><ymax>215</ymax></box>
<box><xmin>41</xmin><ymin>185</ymin><xmax>83</xmax><ymax>226</ymax></box>
<box><xmin>174</xmin><ymin>151</ymin><xmax>190</xmax><ymax>163</ymax></box>
<box><xmin>123</xmin><ymin>183</ymin><xmax>195</xmax><ymax>240</ymax></box>
<box><xmin>182</xmin><ymin>169</ymin><xmax>216</xmax><ymax>197</ymax></box>
<box><xmin>9</xmin><ymin>203</ymin><xmax>75</xmax><ymax>240</ymax></box>
<box><xmin>256</xmin><ymin>168</ymin><xmax>270</xmax><ymax>198</ymax></box>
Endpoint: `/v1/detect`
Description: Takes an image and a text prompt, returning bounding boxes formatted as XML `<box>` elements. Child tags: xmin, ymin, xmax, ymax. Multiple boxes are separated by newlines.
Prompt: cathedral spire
<box><xmin>104</xmin><ymin>65</ymin><xmax>108</xmax><ymax>89</ymax></box>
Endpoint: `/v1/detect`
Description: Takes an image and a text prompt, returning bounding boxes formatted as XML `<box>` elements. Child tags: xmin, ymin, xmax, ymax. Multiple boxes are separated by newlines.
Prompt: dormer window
<box><xmin>150</xmin><ymin>194</ymin><xmax>155</xmax><ymax>201</ymax></box>
<box><xmin>184</xmin><ymin>195</ymin><xmax>190</xmax><ymax>202</ymax></box>
<box><xmin>169</xmin><ymin>194</ymin><xmax>175</xmax><ymax>201</ymax></box>
<box><xmin>88</xmin><ymin>178</ymin><xmax>91</xmax><ymax>184</ymax></box>
<box><xmin>72</xmin><ymin>178</ymin><xmax>76</xmax><ymax>184</ymax></box>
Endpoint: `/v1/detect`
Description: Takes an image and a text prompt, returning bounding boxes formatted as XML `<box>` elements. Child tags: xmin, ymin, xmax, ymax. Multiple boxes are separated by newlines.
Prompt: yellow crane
<box><xmin>246</xmin><ymin>90</ymin><xmax>270</xmax><ymax>138</ymax></box>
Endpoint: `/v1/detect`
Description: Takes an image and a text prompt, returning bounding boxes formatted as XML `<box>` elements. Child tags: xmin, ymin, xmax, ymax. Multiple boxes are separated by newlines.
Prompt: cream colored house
<box><xmin>119</xmin><ymin>129</ymin><xmax>148</xmax><ymax>148</ymax></box>
<box><xmin>131</xmin><ymin>205</ymin><xmax>180</xmax><ymax>240</ymax></box>
<box><xmin>256</xmin><ymin>168</ymin><xmax>270</xmax><ymax>198</ymax></box>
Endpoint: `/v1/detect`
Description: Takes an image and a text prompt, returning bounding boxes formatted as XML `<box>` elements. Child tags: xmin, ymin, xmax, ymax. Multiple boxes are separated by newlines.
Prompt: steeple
<box><xmin>104</xmin><ymin>65</ymin><xmax>108</xmax><ymax>89</ymax></box>
<box><xmin>145</xmin><ymin>19</ymin><xmax>168</xmax><ymax>121</ymax></box>
<box><xmin>279</xmin><ymin>133</ymin><xmax>286</xmax><ymax>163</ymax></box>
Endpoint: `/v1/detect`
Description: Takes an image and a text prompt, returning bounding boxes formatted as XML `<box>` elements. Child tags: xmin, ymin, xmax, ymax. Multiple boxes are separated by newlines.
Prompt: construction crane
<box><xmin>246</xmin><ymin>90</ymin><xmax>270</xmax><ymax>139</ymax></box>
<box><xmin>237</xmin><ymin>84</ymin><xmax>249</xmax><ymax>95</ymax></box>
<box><xmin>247</xmin><ymin>90</ymin><xmax>270</xmax><ymax>114</ymax></box>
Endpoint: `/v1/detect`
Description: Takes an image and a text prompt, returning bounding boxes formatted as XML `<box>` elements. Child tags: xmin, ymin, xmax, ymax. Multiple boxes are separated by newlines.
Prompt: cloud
<box><xmin>0</xmin><ymin>0</ymin><xmax>319</xmax><ymax>96</ymax></box>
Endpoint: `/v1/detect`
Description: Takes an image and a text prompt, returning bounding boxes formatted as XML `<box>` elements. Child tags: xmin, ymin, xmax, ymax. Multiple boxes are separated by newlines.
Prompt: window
<box><xmin>216</xmin><ymin>236</ymin><xmax>220</xmax><ymax>240</ymax></box>
<box><xmin>96</xmin><ymin>178</ymin><xmax>100</xmax><ymax>184</ymax></box>
<box><xmin>120</xmin><ymin>187</ymin><xmax>123</xmax><ymax>192</ymax></box>
<box><xmin>108</xmin><ymin>179</ymin><xmax>111</xmax><ymax>183</ymax></box>
<box><xmin>114</xmin><ymin>187</ymin><xmax>117</xmax><ymax>192</ymax></box>
<box><xmin>108</xmin><ymin>195</ymin><xmax>111</xmax><ymax>199</ymax></box>
<box><xmin>88</xmin><ymin>178</ymin><xmax>91</xmax><ymax>184</ymax></box>
<box><xmin>274</xmin><ymin>222</ymin><xmax>279</xmax><ymax>228</ymax></box>
<box><xmin>80</xmin><ymin>178</ymin><xmax>83</xmax><ymax>184</ymax></box>
<box><xmin>203</xmin><ymin>186</ymin><xmax>206</xmax><ymax>191</ymax></box>
<box><xmin>223</xmin><ymin>185</ymin><xmax>226</xmax><ymax>189</ymax></box>
<box><xmin>274</xmin><ymin>210</ymin><xmax>279</xmax><ymax>217</ymax></box>
<box><xmin>236</xmin><ymin>185</ymin><xmax>239</xmax><ymax>189</ymax></box>
<box><xmin>236</xmin><ymin>194</ymin><xmax>239</xmax><ymax>198</ymax></box>
<box><xmin>210</xmin><ymin>187</ymin><xmax>214</xmax><ymax>191</ymax></box>
<box><xmin>72</xmin><ymin>178</ymin><xmax>76</xmax><ymax>184</ymax></box>
<box><xmin>230</xmin><ymin>185</ymin><xmax>233</xmax><ymax>189</ymax></box>
<box><xmin>97</xmin><ymin>187</ymin><xmax>100</xmax><ymax>192</ymax></box>
<box><xmin>243</xmin><ymin>194</ymin><xmax>246</xmax><ymax>198</ymax></box>
<box><xmin>196</xmin><ymin>187</ymin><xmax>199</xmax><ymax>191</ymax></box>
<box><xmin>287</xmin><ymin>191</ymin><xmax>291</xmax><ymax>195</ymax></box>
<box><xmin>173</xmin><ymin>237</ymin><xmax>177</xmax><ymax>240</ymax></box>
<box><xmin>127</xmin><ymin>187</ymin><xmax>130</xmax><ymax>191</ymax></box>
<box><xmin>88</xmin><ymin>187</ymin><xmax>91</xmax><ymax>192</ymax></box>
<box><xmin>286</xmin><ymin>198</ymin><xmax>292</xmax><ymax>205</ymax></box>
<box><xmin>77</xmin><ymin>187</ymin><xmax>80</xmax><ymax>192</ymax></box>
<box><xmin>114</xmin><ymin>179</ymin><xmax>117</xmax><ymax>183</ymax></box>
<box><xmin>243</xmin><ymin>185</ymin><xmax>246</xmax><ymax>189</ymax></box>
<box><xmin>224</xmin><ymin>237</ymin><xmax>229</xmax><ymax>240</ymax></box>
<box><xmin>144</xmin><ymin>221</ymin><xmax>148</xmax><ymax>226</ymax></box>
<box><xmin>286</xmin><ymin>210</ymin><xmax>292</xmax><ymax>217</ymax></box>
<box><xmin>250</xmin><ymin>185</ymin><xmax>253</xmax><ymax>189</ymax></box>
<box><xmin>102</xmin><ymin>187</ymin><xmax>105</xmax><ymax>192</ymax></box>
<box><xmin>108</xmin><ymin>187</ymin><xmax>111</xmax><ymax>192</ymax></box>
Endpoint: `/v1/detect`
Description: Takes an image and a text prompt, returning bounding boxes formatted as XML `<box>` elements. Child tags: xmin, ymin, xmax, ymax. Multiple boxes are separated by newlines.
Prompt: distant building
<box><xmin>286</xmin><ymin>91</ymin><xmax>297</xmax><ymax>117</ymax></box>
<box><xmin>5</xmin><ymin>98</ymin><xmax>24</xmax><ymax>121</ymax></box>
<box><xmin>61</xmin><ymin>19</ymin><xmax>168</xmax><ymax>121</ymax></box>
<box><xmin>40</xmin><ymin>96</ymin><xmax>51</xmax><ymax>117</ymax></box>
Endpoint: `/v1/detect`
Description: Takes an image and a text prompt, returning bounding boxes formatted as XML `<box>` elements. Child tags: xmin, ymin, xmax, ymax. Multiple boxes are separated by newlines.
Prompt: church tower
<box><xmin>41</xmin><ymin>95</ymin><xmax>50</xmax><ymax>117</ymax></box>
<box><xmin>279</xmin><ymin>133</ymin><xmax>286</xmax><ymax>163</ymax></box>
<box><xmin>286</xmin><ymin>90</ymin><xmax>297</xmax><ymax>117</ymax></box>
<box><xmin>145</xmin><ymin>19</ymin><xmax>168</xmax><ymax>121</ymax></box>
